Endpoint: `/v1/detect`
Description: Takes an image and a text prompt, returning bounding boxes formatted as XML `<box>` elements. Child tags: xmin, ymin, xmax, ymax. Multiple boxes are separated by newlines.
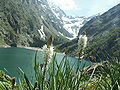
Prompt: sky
<box><xmin>49</xmin><ymin>0</ymin><xmax>120</xmax><ymax>17</ymax></box>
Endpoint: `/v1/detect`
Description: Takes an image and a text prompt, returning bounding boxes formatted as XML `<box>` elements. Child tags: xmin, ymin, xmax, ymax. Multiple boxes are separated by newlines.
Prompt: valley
<box><xmin>0</xmin><ymin>0</ymin><xmax>120</xmax><ymax>89</ymax></box>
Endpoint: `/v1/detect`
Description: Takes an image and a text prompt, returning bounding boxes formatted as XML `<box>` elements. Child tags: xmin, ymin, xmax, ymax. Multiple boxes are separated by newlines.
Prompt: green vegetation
<box><xmin>0</xmin><ymin>36</ymin><xmax>119</xmax><ymax>90</ymax></box>
<box><xmin>58</xmin><ymin>4</ymin><xmax>120</xmax><ymax>60</ymax></box>
<box><xmin>0</xmin><ymin>0</ymin><xmax>69</xmax><ymax>47</ymax></box>
<box><xmin>0</xmin><ymin>54</ymin><xmax>120</xmax><ymax>90</ymax></box>
<box><xmin>0</xmin><ymin>0</ymin><xmax>120</xmax><ymax>90</ymax></box>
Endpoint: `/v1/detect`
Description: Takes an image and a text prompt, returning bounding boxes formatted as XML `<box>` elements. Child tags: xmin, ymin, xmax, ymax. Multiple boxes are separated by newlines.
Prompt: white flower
<box><xmin>78</xmin><ymin>35</ymin><xmax>88</xmax><ymax>49</ymax></box>
<box><xmin>49</xmin><ymin>46</ymin><xmax>54</xmax><ymax>58</ymax></box>
<box><xmin>42</xmin><ymin>44</ymin><xmax>54</xmax><ymax>64</ymax></box>
<box><xmin>78</xmin><ymin>34</ymin><xmax>88</xmax><ymax>58</ymax></box>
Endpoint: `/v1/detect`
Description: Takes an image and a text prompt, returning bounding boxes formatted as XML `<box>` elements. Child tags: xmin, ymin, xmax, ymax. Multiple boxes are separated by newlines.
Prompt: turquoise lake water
<box><xmin>0</xmin><ymin>47</ymin><xmax>92</xmax><ymax>82</ymax></box>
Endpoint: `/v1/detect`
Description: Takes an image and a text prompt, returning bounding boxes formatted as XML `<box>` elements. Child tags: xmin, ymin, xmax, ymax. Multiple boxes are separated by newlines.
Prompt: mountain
<box><xmin>61</xmin><ymin>16</ymin><xmax>91</xmax><ymax>39</ymax></box>
<box><xmin>58</xmin><ymin>3</ymin><xmax>120</xmax><ymax>60</ymax></box>
<box><xmin>49</xmin><ymin>3</ymin><xmax>91</xmax><ymax>39</ymax></box>
<box><xmin>0</xmin><ymin>0</ymin><xmax>71</xmax><ymax>47</ymax></box>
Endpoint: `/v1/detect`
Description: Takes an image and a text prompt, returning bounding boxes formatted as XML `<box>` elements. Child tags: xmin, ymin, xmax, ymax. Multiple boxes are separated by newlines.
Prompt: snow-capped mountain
<box><xmin>48</xmin><ymin>3</ymin><xmax>91</xmax><ymax>39</ymax></box>
<box><xmin>62</xmin><ymin>16</ymin><xmax>91</xmax><ymax>39</ymax></box>
<box><xmin>0</xmin><ymin>0</ymin><xmax>92</xmax><ymax>47</ymax></box>
<box><xmin>0</xmin><ymin>0</ymin><xmax>75</xmax><ymax>47</ymax></box>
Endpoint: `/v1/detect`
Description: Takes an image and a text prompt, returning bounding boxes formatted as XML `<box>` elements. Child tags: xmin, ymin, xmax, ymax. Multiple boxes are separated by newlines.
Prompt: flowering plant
<box><xmin>78</xmin><ymin>32</ymin><xmax>88</xmax><ymax>58</ymax></box>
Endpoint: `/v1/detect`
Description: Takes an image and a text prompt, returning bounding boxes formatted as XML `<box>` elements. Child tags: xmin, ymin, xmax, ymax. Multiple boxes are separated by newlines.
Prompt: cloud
<box><xmin>86</xmin><ymin>0</ymin><xmax>120</xmax><ymax>16</ymax></box>
<box><xmin>49</xmin><ymin>0</ymin><xmax>80</xmax><ymax>11</ymax></box>
<box><xmin>48</xmin><ymin>0</ymin><xmax>120</xmax><ymax>16</ymax></box>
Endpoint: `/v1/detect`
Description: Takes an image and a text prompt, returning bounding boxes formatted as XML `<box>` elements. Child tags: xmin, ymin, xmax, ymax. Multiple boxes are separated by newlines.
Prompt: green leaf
<box><xmin>47</xmin><ymin>36</ymin><xmax>53</xmax><ymax>48</ymax></box>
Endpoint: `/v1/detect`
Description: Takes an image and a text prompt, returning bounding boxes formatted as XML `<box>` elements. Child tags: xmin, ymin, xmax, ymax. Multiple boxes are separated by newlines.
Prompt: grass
<box><xmin>0</xmin><ymin>51</ymin><xmax>120</xmax><ymax>90</ymax></box>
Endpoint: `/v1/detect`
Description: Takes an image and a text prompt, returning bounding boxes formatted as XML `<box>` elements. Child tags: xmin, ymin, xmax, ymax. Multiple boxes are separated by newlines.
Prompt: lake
<box><xmin>0</xmin><ymin>47</ymin><xmax>92</xmax><ymax>82</ymax></box>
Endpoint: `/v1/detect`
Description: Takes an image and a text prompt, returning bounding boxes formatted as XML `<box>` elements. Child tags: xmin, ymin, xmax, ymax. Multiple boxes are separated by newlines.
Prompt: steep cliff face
<box><xmin>58</xmin><ymin>4</ymin><xmax>120</xmax><ymax>60</ymax></box>
<box><xmin>0</xmin><ymin>0</ymin><xmax>69</xmax><ymax>47</ymax></box>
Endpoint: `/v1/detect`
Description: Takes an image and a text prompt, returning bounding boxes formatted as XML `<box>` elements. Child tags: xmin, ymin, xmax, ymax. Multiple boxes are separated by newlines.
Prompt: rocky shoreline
<box><xmin>0</xmin><ymin>45</ymin><xmax>41</xmax><ymax>50</ymax></box>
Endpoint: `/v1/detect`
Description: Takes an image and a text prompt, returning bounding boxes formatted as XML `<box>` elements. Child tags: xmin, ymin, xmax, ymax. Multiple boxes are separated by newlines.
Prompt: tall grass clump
<box><xmin>17</xmin><ymin>36</ymin><xmax>89</xmax><ymax>90</ymax></box>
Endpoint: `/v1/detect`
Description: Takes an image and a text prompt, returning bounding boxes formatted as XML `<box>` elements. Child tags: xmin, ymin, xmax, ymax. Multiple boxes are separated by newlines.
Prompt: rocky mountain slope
<box><xmin>49</xmin><ymin>4</ymin><xmax>91</xmax><ymax>39</ymax></box>
<box><xmin>0</xmin><ymin>0</ymin><xmax>72</xmax><ymax>47</ymax></box>
<box><xmin>58</xmin><ymin>3</ymin><xmax>120</xmax><ymax>60</ymax></box>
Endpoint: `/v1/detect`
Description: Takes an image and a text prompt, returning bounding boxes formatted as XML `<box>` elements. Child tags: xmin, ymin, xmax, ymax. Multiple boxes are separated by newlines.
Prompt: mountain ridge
<box><xmin>0</xmin><ymin>0</ymin><xmax>71</xmax><ymax>47</ymax></box>
<box><xmin>58</xmin><ymin>3</ymin><xmax>120</xmax><ymax>60</ymax></box>
<box><xmin>48</xmin><ymin>3</ymin><xmax>92</xmax><ymax>39</ymax></box>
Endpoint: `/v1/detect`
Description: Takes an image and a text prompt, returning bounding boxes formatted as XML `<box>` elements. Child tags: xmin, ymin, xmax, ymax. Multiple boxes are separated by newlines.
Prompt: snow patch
<box><xmin>62</xmin><ymin>16</ymin><xmax>85</xmax><ymax>39</ymax></box>
<box><xmin>48</xmin><ymin>2</ymin><xmax>91</xmax><ymax>40</ymax></box>
<box><xmin>41</xmin><ymin>4</ymin><xmax>47</xmax><ymax>8</ymax></box>
<box><xmin>38</xmin><ymin>25</ymin><xmax>45</xmax><ymax>40</ymax></box>
<box><xmin>58</xmin><ymin>32</ymin><xmax>74</xmax><ymax>40</ymax></box>
<box><xmin>60</xmin><ymin>15</ymin><xmax>90</xmax><ymax>39</ymax></box>
<box><xmin>51</xmin><ymin>9</ymin><xmax>61</xmax><ymax>19</ymax></box>
<box><xmin>58</xmin><ymin>32</ymin><xmax>64</xmax><ymax>36</ymax></box>
<box><xmin>41</xmin><ymin>15</ymin><xmax>44</xmax><ymax>19</ymax></box>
